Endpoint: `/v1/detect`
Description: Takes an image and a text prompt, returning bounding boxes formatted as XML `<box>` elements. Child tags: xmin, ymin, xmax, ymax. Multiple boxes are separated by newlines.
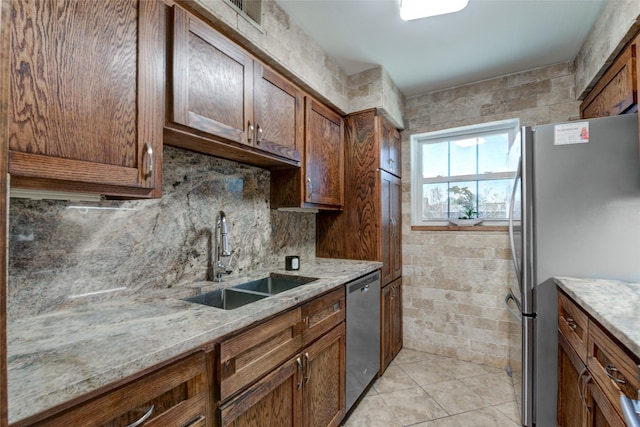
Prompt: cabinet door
<box><xmin>380</xmin><ymin>117</ymin><xmax>401</xmax><ymax>177</ymax></box>
<box><xmin>220</xmin><ymin>356</ymin><xmax>303</xmax><ymax>427</ymax></box>
<box><xmin>390</xmin><ymin>175</ymin><xmax>402</xmax><ymax>281</ymax></box>
<box><xmin>380</xmin><ymin>171</ymin><xmax>401</xmax><ymax>285</ymax></box>
<box><xmin>253</xmin><ymin>63</ymin><xmax>303</xmax><ymax>162</ymax></box>
<box><xmin>304</xmin><ymin>98</ymin><xmax>344</xmax><ymax>208</ymax></box>
<box><xmin>8</xmin><ymin>0</ymin><xmax>163</xmax><ymax>197</ymax></box>
<box><xmin>391</xmin><ymin>280</ymin><xmax>403</xmax><ymax>358</ymax></box>
<box><xmin>303</xmin><ymin>323</ymin><xmax>346</xmax><ymax>427</ymax></box>
<box><xmin>380</xmin><ymin>283</ymin><xmax>393</xmax><ymax>374</ymax></box>
<box><xmin>558</xmin><ymin>331</ymin><xmax>587</xmax><ymax>427</ymax></box>
<box><xmin>172</xmin><ymin>6</ymin><xmax>254</xmax><ymax>146</ymax></box>
<box><xmin>588</xmin><ymin>380</ymin><xmax>626</xmax><ymax>427</ymax></box>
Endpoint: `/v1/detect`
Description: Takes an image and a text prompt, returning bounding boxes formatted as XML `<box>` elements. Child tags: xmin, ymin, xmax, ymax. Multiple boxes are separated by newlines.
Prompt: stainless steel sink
<box><xmin>183</xmin><ymin>288</ymin><xmax>267</xmax><ymax>310</ymax></box>
<box><xmin>232</xmin><ymin>274</ymin><xmax>318</xmax><ymax>295</ymax></box>
<box><xmin>183</xmin><ymin>274</ymin><xmax>318</xmax><ymax>310</ymax></box>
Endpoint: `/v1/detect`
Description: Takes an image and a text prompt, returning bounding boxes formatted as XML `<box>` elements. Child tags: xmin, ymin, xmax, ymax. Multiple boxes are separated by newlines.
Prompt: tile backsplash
<box><xmin>8</xmin><ymin>147</ymin><xmax>315</xmax><ymax>319</ymax></box>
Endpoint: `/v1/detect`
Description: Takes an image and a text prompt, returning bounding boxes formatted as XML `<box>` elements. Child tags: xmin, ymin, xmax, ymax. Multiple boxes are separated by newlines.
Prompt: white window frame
<box><xmin>410</xmin><ymin>119</ymin><xmax>520</xmax><ymax>226</ymax></box>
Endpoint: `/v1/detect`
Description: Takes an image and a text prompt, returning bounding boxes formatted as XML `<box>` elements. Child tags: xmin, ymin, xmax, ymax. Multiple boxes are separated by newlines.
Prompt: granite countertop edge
<box><xmin>555</xmin><ymin>276</ymin><xmax>640</xmax><ymax>358</ymax></box>
<box><xmin>8</xmin><ymin>258</ymin><xmax>382</xmax><ymax>424</ymax></box>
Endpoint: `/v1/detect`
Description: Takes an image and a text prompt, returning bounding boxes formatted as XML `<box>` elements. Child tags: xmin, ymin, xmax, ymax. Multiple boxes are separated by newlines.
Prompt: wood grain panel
<box><xmin>305</xmin><ymin>98</ymin><xmax>344</xmax><ymax>207</ymax></box>
<box><xmin>587</xmin><ymin>320</ymin><xmax>640</xmax><ymax>420</ymax></box>
<box><xmin>220</xmin><ymin>357</ymin><xmax>301</xmax><ymax>427</ymax></box>
<box><xmin>301</xmin><ymin>288</ymin><xmax>345</xmax><ymax>347</ymax></box>
<box><xmin>590</xmin><ymin>380</ymin><xmax>626</xmax><ymax>427</ymax></box>
<box><xmin>316</xmin><ymin>111</ymin><xmax>379</xmax><ymax>259</ymax></box>
<box><xmin>558</xmin><ymin>291</ymin><xmax>589</xmax><ymax>363</ymax></box>
<box><xmin>219</xmin><ymin>308</ymin><xmax>302</xmax><ymax>402</ymax></box>
<box><xmin>171</xmin><ymin>5</ymin><xmax>253</xmax><ymax>146</ymax></box>
<box><xmin>25</xmin><ymin>352</ymin><xmax>208</xmax><ymax>427</ymax></box>
<box><xmin>254</xmin><ymin>63</ymin><xmax>302</xmax><ymax>162</ymax></box>
<box><xmin>303</xmin><ymin>323</ymin><xmax>345</xmax><ymax>427</ymax></box>
<box><xmin>0</xmin><ymin>0</ymin><xmax>9</xmax><ymax>423</ymax></box>
<box><xmin>188</xmin><ymin>32</ymin><xmax>244</xmax><ymax>130</ymax></box>
<box><xmin>9</xmin><ymin>0</ymin><xmax>138</xmax><ymax>167</ymax></box>
<box><xmin>557</xmin><ymin>331</ymin><xmax>586</xmax><ymax>427</ymax></box>
<box><xmin>581</xmin><ymin>47</ymin><xmax>636</xmax><ymax>119</ymax></box>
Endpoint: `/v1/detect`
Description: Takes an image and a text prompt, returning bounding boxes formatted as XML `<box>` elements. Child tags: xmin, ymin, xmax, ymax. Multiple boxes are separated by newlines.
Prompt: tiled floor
<box><xmin>343</xmin><ymin>348</ymin><xmax>521</xmax><ymax>427</ymax></box>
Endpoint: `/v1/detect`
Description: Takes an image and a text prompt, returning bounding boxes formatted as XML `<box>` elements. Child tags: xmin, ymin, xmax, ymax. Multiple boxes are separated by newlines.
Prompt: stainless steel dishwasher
<box><xmin>345</xmin><ymin>270</ymin><xmax>381</xmax><ymax>412</ymax></box>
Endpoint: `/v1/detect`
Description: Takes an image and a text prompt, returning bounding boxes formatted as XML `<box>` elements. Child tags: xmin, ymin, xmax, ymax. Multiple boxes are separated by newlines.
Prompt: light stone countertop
<box><xmin>555</xmin><ymin>276</ymin><xmax>640</xmax><ymax>358</ymax></box>
<box><xmin>7</xmin><ymin>258</ymin><xmax>382</xmax><ymax>424</ymax></box>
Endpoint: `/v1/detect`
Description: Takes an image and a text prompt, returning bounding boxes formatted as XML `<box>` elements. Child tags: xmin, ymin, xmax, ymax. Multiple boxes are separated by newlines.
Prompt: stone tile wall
<box><xmin>574</xmin><ymin>0</ymin><xmax>640</xmax><ymax>99</ymax></box>
<box><xmin>401</xmin><ymin>62</ymin><xmax>579</xmax><ymax>369</ymax></box>
<box><xmin>8</xmin><ymin>147</ymin><xmax>316</xmax><ymax>319</ymax></box>
<box><xmin>348</xmin><ymin>66</ymin><xmax>406</xmax><ymax>129</ymax></box>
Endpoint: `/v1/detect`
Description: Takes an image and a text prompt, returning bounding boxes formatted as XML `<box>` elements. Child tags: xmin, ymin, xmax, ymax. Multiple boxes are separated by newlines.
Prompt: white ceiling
<box><xmin>275</xmin><ymin>0</ymin><xmax>606</xmax><ymax>97</ymax></box>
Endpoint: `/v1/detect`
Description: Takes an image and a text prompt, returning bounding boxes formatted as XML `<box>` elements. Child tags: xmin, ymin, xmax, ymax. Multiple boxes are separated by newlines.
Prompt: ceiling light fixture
<box><xmin>399</xmin><ymin>0</ymin><xmax>469</xmax><ymax>21</ymax></box>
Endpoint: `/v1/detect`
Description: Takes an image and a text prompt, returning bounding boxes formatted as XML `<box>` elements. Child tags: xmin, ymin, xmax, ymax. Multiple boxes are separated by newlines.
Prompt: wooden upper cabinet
<box><xmin>380</xmin><ymin>115</ymin><xmax>401</xmax><ymax>177</ymax></box>
<box><xmin>6</xmin><ymin>0</ymin><xmax>164</xmax><ymax>198</ymax></box>
<box><xmin>253</xmin><ymin>63</ymin><xmax>303</xmax><ymax>162</ymax></box>
<box><xmin>171</xmin><ymin>6</ymin><xmax>253</xmax><ymax>146</ymax></box>
<box><xmin>167</xmin><ymin>5</ymin><xmax>302</xmax><ymax>168</ymax></box>
<box><xmin>581</xmin><ymin>35</ymin><xmax>638</xmax><ymax>119</ymax></box>
<box><xmin>304</xmin><ymin>98</ymin><xmax>344</xmax><ymax>208</ymax></box>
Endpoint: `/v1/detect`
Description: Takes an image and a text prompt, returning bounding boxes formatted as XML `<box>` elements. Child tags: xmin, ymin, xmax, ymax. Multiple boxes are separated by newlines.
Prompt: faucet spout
<box><xmin>214</xmin><ymin>211</ymin><xmax>233</xmax><ymax>282</ymax></box>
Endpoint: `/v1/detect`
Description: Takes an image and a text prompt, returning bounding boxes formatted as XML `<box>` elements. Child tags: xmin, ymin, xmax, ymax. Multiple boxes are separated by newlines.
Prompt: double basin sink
<box><xmin>183</xmin><ymin>274</ymin><xmax>318</xmax><ymax>310</ymax></box>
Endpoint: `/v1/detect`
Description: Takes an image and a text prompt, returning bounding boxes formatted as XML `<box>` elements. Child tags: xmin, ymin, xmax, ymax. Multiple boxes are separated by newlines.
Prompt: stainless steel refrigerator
<box><xmin>507</xmin><ymin>113</ymin><xmax>640</xmax><ymax>426</ymax></box>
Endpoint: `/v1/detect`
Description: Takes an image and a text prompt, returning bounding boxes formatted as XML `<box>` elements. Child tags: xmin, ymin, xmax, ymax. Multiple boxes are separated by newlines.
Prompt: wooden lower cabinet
<box><xmin>23</xmin><ymin>352</ymin><xmax>209</xmax><ymax>427</ymax></box>
<box><xmin>557</xmin><ymin>289</ymin><xmax>637</xmax><ymax>427</ymax></box>
<box><xmin>220</xmin><ymin>323</ymin><xmax>346</xmax><ymax>427</ymax></box>
<box><xmin>558</xmin><ymin>331</ymin><xmax>587</xmax><ymax>427</ymax></box>
<box><xmin>380</xmin><ymin>278</ymin><xmax>402</xmax><ymax>375</ymax></box>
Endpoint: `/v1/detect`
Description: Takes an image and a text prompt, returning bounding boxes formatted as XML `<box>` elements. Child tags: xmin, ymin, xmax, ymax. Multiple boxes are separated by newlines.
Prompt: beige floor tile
<box><xmin>342</xmin><ymin>395</ymin><xmax>402</xmax><ymax>427</ymax></box>
<box><xmin>494</xmin><ymin>401</ymin><xmax>520</xmax><ymax>424</ymax></box>
<box><xmin>446</xmin><ymin>358</ymin><xmax>492</xmax><ymax>379</ymax></box>
<box><xmin>393</xmin><ymin>348</ymin><xmax>436</xmax><ymax>365</ymax></box>
<box><xmin>412</xmin><ymin>407</ymin><xmax>520</xmax><ymax>427</ymax></box>
<box><xmin>372</xmin><ymin>365</ymin><xmax>418</xmax><ymax>394</ymax></box>
<box><xmin>422</xmin><ymin>379</ymin><xmax>492</xmax><ymax>415</ymax></box>
<box><xmin>380</xmin><ymin>387</ymin><xmax>449</xmax><ymax>425</ymax></box>
<box><xmin>459</xmin><ymin>373</ymin><xmax>517</xmax><ymax>406</ymax></box>
<box><xmin>399</xmin><ymin>360</ymin><xmax>457</xmax><ymax>386</ymax></box>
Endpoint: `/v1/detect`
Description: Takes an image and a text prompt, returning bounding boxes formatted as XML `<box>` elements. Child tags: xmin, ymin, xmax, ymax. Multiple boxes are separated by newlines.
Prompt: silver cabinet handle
<box><xmin>247</xmin><ymin>121</ymin><xmax>254</xmax><ymax>143</ymax></box>
<box><xmin>143</xmin><ymin>142</ymin><xmax>153</xmax><ymax>179</ymax></box>
<box><xmin>605</xmin><ymin>364</ymin><xmax>626</xmax><ymax>384</ymax></box>
<box><xmin>126</xmin><ymin>405</ymin><xmax>154</xmax><ymax>427</ymax></box>
<box><xmin>620</xmin><ymin>395</ymin><xmax>640</xmax><ymax>427</ymax></box>
<box><xmin>296</xmin><ymin>357</ymin><xmax>303</xmax><ymax>389</ymax></box>
<box><xmin>304</xmin><ymin>352</ymin><xmax>311</xmax><ymax>384</ymax></box>
<box><xmin>306</xmin><ymin>177</ymin><xmax>312</xmax><ymax>196</ymax></box>
<box><xmin>256</xmin><ymin>124</ymin><xmax>263</xmax><ymax>143</ymax></box>
<box><xmin>564</xmin><ymin>316</ymin><xmax>577</xmax><ymax>331</ymax></box>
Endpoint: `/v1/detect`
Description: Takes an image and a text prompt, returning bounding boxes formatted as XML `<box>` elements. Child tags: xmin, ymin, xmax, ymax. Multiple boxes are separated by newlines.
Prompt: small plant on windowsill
<box><xmin>449</xmin><ymin>185</ymin><xmax>483</xmax><ymax>226</ymax></box>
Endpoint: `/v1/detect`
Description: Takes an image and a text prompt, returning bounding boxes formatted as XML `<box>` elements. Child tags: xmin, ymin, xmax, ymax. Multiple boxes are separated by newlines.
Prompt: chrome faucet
<box><xmin>213</xmin><ymin>211</ymin><xmax>233</xmax><ymax>281</ymax></box>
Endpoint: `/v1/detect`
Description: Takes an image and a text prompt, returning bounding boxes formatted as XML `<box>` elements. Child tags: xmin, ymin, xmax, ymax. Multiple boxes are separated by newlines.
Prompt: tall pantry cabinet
<box><xmin>316</xmin><ymin>108</ymin><xmax>402</xmax><ymax>374</ymax></box>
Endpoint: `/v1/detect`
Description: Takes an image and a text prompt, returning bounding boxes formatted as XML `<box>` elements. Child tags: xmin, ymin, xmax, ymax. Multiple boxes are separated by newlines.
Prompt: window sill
<box><xmin>411</xmin><ymin>225</ymin><xmax>509</xmax><ymax>232</ymax></box>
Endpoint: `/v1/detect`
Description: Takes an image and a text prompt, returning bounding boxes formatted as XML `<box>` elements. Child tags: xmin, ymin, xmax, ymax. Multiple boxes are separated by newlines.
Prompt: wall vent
<box><xmin>225</xmin><ymin>0</ymin><xmax>263</xmax><ymax>26</ymax></box>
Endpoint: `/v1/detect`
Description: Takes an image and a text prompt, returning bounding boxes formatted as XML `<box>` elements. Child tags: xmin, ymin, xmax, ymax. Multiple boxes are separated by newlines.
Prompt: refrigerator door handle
<box><xmin>505</xmin><ymin>291</ymin><xmax>522</xmax><ymax>321</ymax></box>
<box><xmin>508</xmin><ymin>160</ymin><xmax>522</xmax><ymax>288</ymax></box>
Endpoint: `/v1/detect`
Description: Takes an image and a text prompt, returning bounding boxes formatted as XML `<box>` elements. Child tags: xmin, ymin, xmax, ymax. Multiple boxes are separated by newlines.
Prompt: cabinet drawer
<box><xmin>301</xmin><ymin>287</ymin><xmax>345</xmax><ymax>347</ymax></box>
<box><xmin>219</xmin><ymin>308</ymin><xmax>303</xmax><ymax>402</ymax></box>
<box><xmin>587</xmin><ymin>320</ymin><xmax>640</xmax><ymax>420</ymax></box>
<box><xmin>36</xmin><ymin>352</ymin><xmax>208</xmax><ymax>427</ymax></box>
<box><xmin>558</xmin><ymin>291</ymin><xmax>589</xmax><ymax>363</ymax></box>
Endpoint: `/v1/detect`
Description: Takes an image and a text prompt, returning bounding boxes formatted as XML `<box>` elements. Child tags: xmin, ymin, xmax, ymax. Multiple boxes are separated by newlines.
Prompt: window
<box><xmin>411</xmin><ymin>119</ymin><xmax>520</xmax><ymax>225</ymax></box>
